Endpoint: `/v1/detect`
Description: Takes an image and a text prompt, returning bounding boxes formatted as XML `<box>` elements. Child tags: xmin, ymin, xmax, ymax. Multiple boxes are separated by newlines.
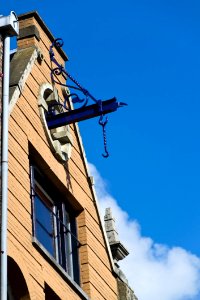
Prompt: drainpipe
<box><xmin>0</xmin><ymin>12</ymin><xmax>18</xmax><ymax>300</ymax></box>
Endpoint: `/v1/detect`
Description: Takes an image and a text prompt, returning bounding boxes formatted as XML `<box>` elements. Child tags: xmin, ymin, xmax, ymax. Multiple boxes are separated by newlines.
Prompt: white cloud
<box><xmin>88</xmin><ymin>163</ymin><xmax>200</xmax><ymax>300</ymax></box>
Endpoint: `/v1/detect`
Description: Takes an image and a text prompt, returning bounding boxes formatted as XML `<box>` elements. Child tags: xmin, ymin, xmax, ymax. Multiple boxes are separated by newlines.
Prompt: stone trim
<box><xmin>18</xmin><ymin>25</ymin><xmax>40</xmax><ymax>41</ymax></box>
<box><xmin>38</xmin><ymin>83</ymin><xmax>73</xmax><ymax>162</ymax></box>
<box><xmin>117</xmin><ymin>278</ymin><xmax>138</xmax><ymax>300</ymax></box>
<box><xmin>9</xmin><ymin>46</ymin><xmax>43</xmax><ymax>115</ymax></box>
<box><xmin>104</xmin><ymin>207</ymin><xmax>129</xmax><ymax>262</ymax></box>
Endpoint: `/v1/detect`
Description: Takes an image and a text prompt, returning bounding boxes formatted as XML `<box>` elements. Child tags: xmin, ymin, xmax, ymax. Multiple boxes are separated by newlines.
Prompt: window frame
<box><xmin>30</xmin><ymin>164</ymin><xmax>80</xmax><ymax>284</ymax></box>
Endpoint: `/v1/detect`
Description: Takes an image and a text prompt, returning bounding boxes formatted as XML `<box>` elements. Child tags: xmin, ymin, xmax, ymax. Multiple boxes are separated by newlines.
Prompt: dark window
<box><xmin>30</xmin><ymin>165</ymin><xmax>80</xmax><ymax>284</ymax></box>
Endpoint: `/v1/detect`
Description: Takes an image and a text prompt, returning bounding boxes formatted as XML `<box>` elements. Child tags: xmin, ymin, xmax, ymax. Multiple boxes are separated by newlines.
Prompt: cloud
<box><xmin>88</xmin><ymin>163</ymin><xmax>200</xmax><ymax>300</ymax></box>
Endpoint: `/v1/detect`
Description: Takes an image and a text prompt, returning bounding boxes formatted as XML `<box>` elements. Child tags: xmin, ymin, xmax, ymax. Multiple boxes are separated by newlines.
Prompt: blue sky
<box><xmin>2</xmin><ymin>1</ymin><xmax>200</xmax><ymax>299</ymax></box>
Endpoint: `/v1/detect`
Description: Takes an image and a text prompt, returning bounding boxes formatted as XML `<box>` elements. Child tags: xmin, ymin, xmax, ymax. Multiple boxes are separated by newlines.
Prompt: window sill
<box><xmin>32</xmin><ymin>237</ymin><xmax>90</xmax><ymax>300</ymax></box>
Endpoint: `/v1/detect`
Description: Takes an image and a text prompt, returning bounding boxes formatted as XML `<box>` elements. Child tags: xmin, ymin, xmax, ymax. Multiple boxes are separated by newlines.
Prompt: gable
<box><xmin>8</xmin><ymin>11</ymin><xmax>118</xmax><ymax>300</ymax></box>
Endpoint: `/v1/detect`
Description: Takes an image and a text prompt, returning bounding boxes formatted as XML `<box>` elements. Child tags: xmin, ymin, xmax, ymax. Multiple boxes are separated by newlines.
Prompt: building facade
<box><xmin>0</xmin><ymin>11</ymin><xmax>138</xmax><ymax>300</ymax></box>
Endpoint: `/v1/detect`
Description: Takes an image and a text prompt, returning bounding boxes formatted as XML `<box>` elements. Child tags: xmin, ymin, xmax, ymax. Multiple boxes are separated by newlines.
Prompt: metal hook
<box><xmin>102</xmin><ymin>147</ymin><xmax>109</xmax><ymax>158</ymax></box>
<box><xmin>99</xmin><ymin>114</ymin><xmax>108</xmax><ymax>126</ymax></box>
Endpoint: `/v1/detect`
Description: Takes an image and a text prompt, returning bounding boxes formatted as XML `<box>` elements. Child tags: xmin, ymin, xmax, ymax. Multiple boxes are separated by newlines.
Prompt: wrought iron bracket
<box><xmin>48</xmin><ymin>38</ymin><xmax>127</xmax><ymax>157</ymax></box>
<box><xmin>46</xmin><ymin>97</ymin><xmax>125</xmax><ymax>128</ymax></box>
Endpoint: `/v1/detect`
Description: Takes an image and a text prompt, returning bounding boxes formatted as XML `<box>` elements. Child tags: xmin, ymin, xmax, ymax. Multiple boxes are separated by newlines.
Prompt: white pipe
<box><xmin>0</xmin><ymin>12</ymin><xmax>18</xmax><ymax>299</ymax></box>
<box><xmin>1</xmin><ymin>34</ymin><xmax>10</xmax><ymax>300</ymax></box>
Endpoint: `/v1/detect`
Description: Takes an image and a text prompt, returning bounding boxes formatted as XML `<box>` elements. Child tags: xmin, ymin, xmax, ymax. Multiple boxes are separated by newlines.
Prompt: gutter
<box><xmin>0</xmin><ymin>12</ymin><xmax>18</xmax><ymax>300</ymax></box>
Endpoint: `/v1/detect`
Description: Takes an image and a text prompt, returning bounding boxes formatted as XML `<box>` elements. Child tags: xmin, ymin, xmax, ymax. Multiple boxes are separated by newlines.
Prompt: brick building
<box><xmin>0</xmin><ymin>11</ymin><xmax>138</xmax><ymax>300</ymax></box>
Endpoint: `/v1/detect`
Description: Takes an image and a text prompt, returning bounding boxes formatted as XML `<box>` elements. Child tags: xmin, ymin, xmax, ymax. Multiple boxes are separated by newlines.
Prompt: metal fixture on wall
<box><xmin>48</xmin><ymin>38</ymin><xmax>127</xmax><ymax>158</ymax></box>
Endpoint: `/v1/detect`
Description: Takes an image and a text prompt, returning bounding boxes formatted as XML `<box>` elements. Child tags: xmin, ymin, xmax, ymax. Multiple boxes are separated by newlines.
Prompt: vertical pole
<box><xmin>1</xmin><ymin>35</ymin><xmax>10</xmax><ymax>300</ymax></box>
<box><xmin>0</xmin><ymin>31</ymin><xmax>3</xmax><ymax>300</ymax></box>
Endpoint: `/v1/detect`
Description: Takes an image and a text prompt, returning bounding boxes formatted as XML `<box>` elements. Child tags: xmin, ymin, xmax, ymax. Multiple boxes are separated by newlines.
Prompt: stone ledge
<box><xmin>18</xmin><ymin>25</ymin><xmax>40</xmax><ymax>41</ymax></box>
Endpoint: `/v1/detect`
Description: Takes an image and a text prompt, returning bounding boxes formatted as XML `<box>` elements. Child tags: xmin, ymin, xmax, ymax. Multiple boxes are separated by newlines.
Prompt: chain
<box><xmin>65</xmin><ymin>72</ymin><xmax>88</xmax><ymax>96</ymax></box>
<box><xmin>99</xmin><ymin>115</ymin><xmax>109</xmax><ymax>158</ymax></box>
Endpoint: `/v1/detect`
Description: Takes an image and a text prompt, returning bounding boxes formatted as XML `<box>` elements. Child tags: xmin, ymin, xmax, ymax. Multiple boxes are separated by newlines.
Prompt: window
<box><xmin>30</xmin><ymin>165</ymin><xmax>80</xmax><ymax>284</ymax></box>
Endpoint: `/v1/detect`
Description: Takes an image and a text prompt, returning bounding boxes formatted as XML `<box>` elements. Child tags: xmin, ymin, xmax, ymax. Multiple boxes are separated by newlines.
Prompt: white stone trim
<box><xmin>9</xmin><ymin>48</ymin><xmax>41</xmax><ymax>115</ymax></box>
<box><xmin>38</xmin><ymin>83</ymin><xmax>73</xmax><ymax>162</ymax></box>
